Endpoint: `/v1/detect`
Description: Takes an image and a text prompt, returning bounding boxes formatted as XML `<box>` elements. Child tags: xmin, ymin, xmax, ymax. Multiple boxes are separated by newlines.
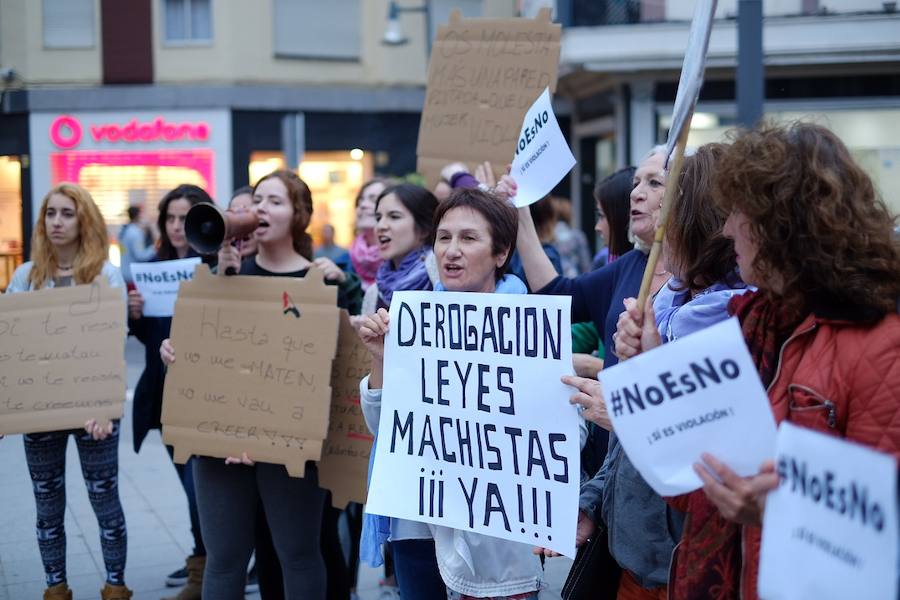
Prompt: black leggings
<box><xmin>194</xmin><ymin>457</ymin><xmax>326</xmax><ymax>600</ymax></box>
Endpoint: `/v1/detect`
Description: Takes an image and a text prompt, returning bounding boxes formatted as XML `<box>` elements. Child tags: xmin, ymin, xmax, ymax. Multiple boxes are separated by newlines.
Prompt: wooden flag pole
<box><xmin>636</xmin><ymin>122</ymin><xmax>692</xmax><ymax>309</ymax></box>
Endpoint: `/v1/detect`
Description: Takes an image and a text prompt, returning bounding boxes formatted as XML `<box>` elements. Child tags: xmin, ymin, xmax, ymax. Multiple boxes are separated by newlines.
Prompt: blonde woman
<box><xmin>6</xmin><ymin>183</ymin><xmax>132</xmax><ymax>600</ymax></box>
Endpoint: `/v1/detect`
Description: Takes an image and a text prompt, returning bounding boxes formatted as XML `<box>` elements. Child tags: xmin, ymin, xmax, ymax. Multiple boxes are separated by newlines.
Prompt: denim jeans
<box><xmin>391</xmin><ymin>539</ymin><xmax>447</xmax><ymax>600</ymax></box>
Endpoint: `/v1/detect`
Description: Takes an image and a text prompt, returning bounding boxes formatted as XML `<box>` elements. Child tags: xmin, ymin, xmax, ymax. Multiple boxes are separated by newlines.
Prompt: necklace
<box><xmin>654</xmin><ymin>269</ymin><xmax>669</xmax><ymax>276</ymax></box>
<box><xmin>58</xmin><ymin>264</ymin><xmax>74</xmax><ymax>270</ymax></box>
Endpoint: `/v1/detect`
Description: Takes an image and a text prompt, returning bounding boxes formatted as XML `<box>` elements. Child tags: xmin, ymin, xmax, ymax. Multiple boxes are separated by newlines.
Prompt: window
<box><xmin>163</xmin><ymin>0</ymin><xmax>213</xmax><ymax>44</ymax></box>
<box><xmin>43</xmin><ymin>0</ymin><xmax>95</xmax><ymax>49</ymax></box>
<box><xmin>273</xmin><ymin>0</ymin><xmax>360</xmax><ymax>60</ymax></box>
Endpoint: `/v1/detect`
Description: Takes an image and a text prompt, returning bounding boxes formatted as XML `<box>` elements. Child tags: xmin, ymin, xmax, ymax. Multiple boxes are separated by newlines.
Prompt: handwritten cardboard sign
<box><xmin>161</xmin><ymin>265</ymin><xmax>340</xmax><ymax>477</ymax></box>
<box><xmin>366</xmin><ymin>291</ymin><xmax>580</xmax><ymax>557</ymax></box>
<box><xmin>130</xmin><ymin>257</ymin><xmax>202</xmax><ymax>317</ymax></box>
<box><xmin>0</xmin><ymin>279</ymin><xmax>126</xmax><ymax>435</ymax></box>
<box><xmin>416</xmin><ymin>8</ymin><xmax>561</xmax><ymax>188</ymax></box>
<box><xmin>598</xmin><ymin>317</ymin><xmax>777</xmax><ymax>496</ymax></box>
<box><xmin>510</xmin><ymin>87</ymin><xmax>575</xmax><ymax>207</ymax></box>
<box><xmin>318</xmin><ymin>310</ymin><xmax>374</xmax><ymax>508</ymax></box>
<box><xmin>758</xmin><ymin>422</ymin><xmax>899</xmax><ymax>600</ymax></box>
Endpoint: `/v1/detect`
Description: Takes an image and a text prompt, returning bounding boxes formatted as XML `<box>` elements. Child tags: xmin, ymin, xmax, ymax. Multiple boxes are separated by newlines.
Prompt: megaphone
<box><xmin>185</xmin><ymin>202</ymin><xmax>259</xmax><ymax>255</ymax></box>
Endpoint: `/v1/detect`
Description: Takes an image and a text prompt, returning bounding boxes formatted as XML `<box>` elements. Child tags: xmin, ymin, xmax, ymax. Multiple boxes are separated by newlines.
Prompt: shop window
<box><xmin>248</xmin><ymin>150</ymin><xmax>371</xmax><ymax>250</ymax></box>
<box><xmin>43</xmin><ymin>0</ymin><xmax>95</xmax><ymax>49</ymax></box>
<box><xmin>273</xmin><ymin>0</ymin><xmax>360</xmax><ymax>60</ymax></box>
<box><xmin>163</xmin><ymin>0</ymin><xmax>213</xmax><ymax>44</ymax></box>
<box><xmin>0</xmin><ymin>156</ymin><xmax>23</xmax><ymax>291</ymax></box>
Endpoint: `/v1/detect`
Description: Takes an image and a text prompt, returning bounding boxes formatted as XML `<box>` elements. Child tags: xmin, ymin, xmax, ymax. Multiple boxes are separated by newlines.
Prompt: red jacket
<box><xmin>670</xmin><ymin>309</ymin><xmax>900</xmax><ymax>600</ymax></box>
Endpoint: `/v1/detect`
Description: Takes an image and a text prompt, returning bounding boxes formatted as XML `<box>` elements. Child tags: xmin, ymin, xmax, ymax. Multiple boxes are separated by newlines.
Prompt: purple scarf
<box><xmin>376</xmin><ymin>246</ymin><xmax>432</xmax><ymax>309</ymax></box>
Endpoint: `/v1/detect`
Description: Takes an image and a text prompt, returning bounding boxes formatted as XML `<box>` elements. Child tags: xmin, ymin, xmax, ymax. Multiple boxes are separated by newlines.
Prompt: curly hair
<box><xmin>30</xmin><ymin>183</ymin><xmax>108</xmax><ymax>289</ymax></box>
<box><xmin>667</xmin><ymin>143</ymin><xmax>737</xmax><ymax>293</ymax></box>
<box><xmin>254</xmin><ymin>170</ymin><xmax>315</xmax><ymax>260</ymax></box>
<box><xmin>713</xmin><ymin>121</ymin><xmax>900</xmax><ymax>317</ymax></box>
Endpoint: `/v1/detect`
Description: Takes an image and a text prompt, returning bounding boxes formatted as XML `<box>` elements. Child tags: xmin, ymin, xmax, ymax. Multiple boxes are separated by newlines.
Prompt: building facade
<box><xmin>552</xmin><ymin>0</ymin><xmax>900</xmax><ymax>232</ymax></box>
<box><xmin>0</xmin><ymin>0</ymin><xmax>512</xmax><ymax>288</ymax></box>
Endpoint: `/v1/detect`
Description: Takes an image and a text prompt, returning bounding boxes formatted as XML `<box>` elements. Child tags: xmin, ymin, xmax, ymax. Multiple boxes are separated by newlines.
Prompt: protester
<box><xmin>592</xmin><ymin>167</ymin><xmax>636</xmax><ymax>269</ymax></box>
<box><xmin>651</xmin><ymin>122</ymin><xmax>900</xmax><ymax>600</ymax></box>
<box><xmin>125</xmin><ymin>184</ymin><xmax>214</xmax><ymax>600</ymax></box>
<box><xmin>315</xmin><ymin>224</ymin><xmax>351</xmax><ymax>271</ymax></box>
<box><xmin>118</xmin><ymin>204</ymin><xmax>156</xmax><ymax>287</ymax></box>
<box><xmin>228</xmin><ymin>185</ymin><xmax>258</xmax><ymax>259</ymax></box>
<box><xmin>552</xmin><ymin>196</ymin><xmax>592</xmax><ymax>277</ymax></box>
<box><xmin>507</xmin><ymin>196</ymin><xmax>563</xmax><ymax>289</ymax></box>
<box><xmin>356</xmin><ymin>182</ymin><xmax>445</xmax><ymax>599</ymax></box>
<box><xmin>6</xmin><ymin>183</ymin><xmax>132</xmax><ymax>600</ymax></box>
<box><xmin>160</xmin><ymin>170</ymin><xmax>361</xmax><ymax>600</ymax></box>
<box><xmin>502</xmin><ymin>146</ymin><xmax>670</xmax><ymax>480</ymax></box>
<box><xmin>361</xmin><ymin>183</ymin><xmax>440</xmax><ymax>314</ymax></box>
<box><xmin>358</xmin><ymin>189</ymin><xmax>544</xmax><ymax>600</ymax></box>
<box><xmin>571</xmin><ymin>166</ymin><xmax>637</xmax><ymax>379</ymax></box>
<box><xmin>351</xmin><ymin>178</ymin><xmax>390</xmax><ymax>290</ymax></box>
<box><xmin>567</xmin><ymin>144</ymin><xmax>748</xmax><ymax>599</ymax></box>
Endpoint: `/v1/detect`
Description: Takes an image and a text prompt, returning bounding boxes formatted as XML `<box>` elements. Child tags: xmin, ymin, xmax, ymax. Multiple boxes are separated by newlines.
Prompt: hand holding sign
<box><xmin>597</xmin><ymin>317</ymin><xmax>777</xmax><ymax>496</ymax></box>
<box><xmin>758</xmin><ymin>423</ymin><xmax>899</xmax><ymax>600</ymax></box>
<box><xmin>614</xmin><ymin>297</ymin><xmax>662</xmax><ymax>360</ymax></box>
<box><xmin>694</xmin><ymin>454</ymin><xmax>778</xmax><ymax>527</ymax></box>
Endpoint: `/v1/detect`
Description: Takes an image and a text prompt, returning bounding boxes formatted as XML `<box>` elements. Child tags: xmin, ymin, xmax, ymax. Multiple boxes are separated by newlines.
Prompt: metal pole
<box><xmin>737</xmin><ymin>0</ymin><xmax>764</xmax><ymax>127</ymax></box>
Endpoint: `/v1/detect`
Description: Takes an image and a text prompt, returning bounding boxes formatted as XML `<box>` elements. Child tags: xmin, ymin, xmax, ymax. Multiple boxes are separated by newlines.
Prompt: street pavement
<box><xmin>0</xmin><ymin>338</ymin><xmax>571</xmax><ymax>599</ymax></box>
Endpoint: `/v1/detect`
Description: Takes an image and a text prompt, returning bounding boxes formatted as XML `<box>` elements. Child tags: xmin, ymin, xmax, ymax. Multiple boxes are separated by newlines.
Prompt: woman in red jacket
<box><xmin>659</xmin><ymin>122</ymin><xmax>900</xmax><ymax>599</ymax></box>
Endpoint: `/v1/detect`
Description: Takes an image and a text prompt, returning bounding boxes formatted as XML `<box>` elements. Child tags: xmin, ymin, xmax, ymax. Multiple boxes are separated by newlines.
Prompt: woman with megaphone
<box><xmin>160</xmin><ymin>170</ymin><xmax>361</xmax><ymax>600</ymax></box>
<box><xmin>127</xmin><ymin>183</ymin><xmax>218</xmax><ymax>600</ymax></box>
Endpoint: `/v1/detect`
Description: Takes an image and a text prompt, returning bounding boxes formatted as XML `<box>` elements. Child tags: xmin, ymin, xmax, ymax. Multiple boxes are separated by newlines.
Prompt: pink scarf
<box><xmin>350</xmin><ymin>233</ymin><xmax>383</xmax><ymax>290</ymax></box>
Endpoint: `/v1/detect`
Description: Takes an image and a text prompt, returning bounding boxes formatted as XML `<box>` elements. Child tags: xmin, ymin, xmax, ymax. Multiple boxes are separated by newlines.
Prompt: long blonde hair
<box><xmin>29</xmin><ymin>183</ymin><xmax>108</xmax><ymax>289</ymax></box>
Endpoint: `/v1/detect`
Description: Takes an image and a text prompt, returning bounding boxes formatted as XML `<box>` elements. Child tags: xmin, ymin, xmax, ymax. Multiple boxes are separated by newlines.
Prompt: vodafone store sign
<box><xmin>49</xmin><ymin>114</ymin><xmax>210</xmax><ymax>150</ymax></box>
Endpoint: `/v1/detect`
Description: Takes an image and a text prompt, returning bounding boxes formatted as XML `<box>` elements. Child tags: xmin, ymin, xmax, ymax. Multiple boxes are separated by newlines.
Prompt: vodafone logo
<box><xmin>49</xmin><ymin>115</ymin><xmax>211</xmax><ymax>149</ymax></box>
<box><xmin>49</xmin><ymin>115</ymin><xmax>83</xmax><ymax>149</ymax></box>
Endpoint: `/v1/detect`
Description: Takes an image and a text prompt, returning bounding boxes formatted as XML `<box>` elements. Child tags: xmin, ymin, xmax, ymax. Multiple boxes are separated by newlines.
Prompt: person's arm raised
<box><xmin>494</xmin><ymin>175</ymin><xmax>558</xmax><ymax>291</ymax></box>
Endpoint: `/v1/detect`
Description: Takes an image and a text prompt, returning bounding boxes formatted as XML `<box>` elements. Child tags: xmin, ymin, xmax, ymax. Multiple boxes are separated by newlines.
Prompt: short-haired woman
<box><xmin>358</xmin><ymin>189</ymin><xmax>546</xmax><ymax>600</ymax></box>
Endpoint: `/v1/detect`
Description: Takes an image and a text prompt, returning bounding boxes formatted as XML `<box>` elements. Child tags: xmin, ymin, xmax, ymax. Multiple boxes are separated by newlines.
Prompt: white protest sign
<box><xmin>598</xmin><ymin>317</ymin><xmax>776</xmax><ymax>496</ymax></box>
<box><xmin>665</xmin><ymin>0</ymin><xmax>717</xmax><ymax>157</ymax></box>
<box><xmin>758</xmin><ymin>422</ymin><xmax>899</xmax><ymax>600</ymax></box>
<box><xmin>130</xmin><ymin>257</ymin><xmax>202</xmax><ymax>317</ymax></box>
<box><xmin>510</xmin><ymin>87</ymin><xmax>576</xmax><ymax>208</ymax></box>
<box><xmin>366</xmin><ymin>291</ymin><xmax>580</xmax><ymax>557</ymax></box>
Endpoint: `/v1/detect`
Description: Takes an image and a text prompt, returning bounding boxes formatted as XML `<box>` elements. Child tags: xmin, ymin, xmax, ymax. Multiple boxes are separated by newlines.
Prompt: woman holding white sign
<box><xmin>358</xmin><ymin>189</ymin><xmax>545</xmax><ymax>600</ymax></box>
<box><xmin>357</xmin><ymin>183</ymin><xmax>446</xmax><ymax>599</ymax></box>
<box><xmin>579</xmin><ymin>144</ymin><xmax>747</xmax><ymax>598</ymax></box>
<box><xmin>127</xmin><ymin>183</ymin><xmax>213</xmax><ymax>600</ymax></box>
<box><xmin>161</xmin><ymin>170</ymin><xmax>362</xmax><ymax>600</ymax></box>
<box><xmin>617</xmin><ymin>123</ymin><xmax>900</xmax><ymax>600</ymax></box>
<box><xmin>499</xmin><ymin>148</ymin><xmax>677</xmax><ymax>595</ymax></box>
<box><xmin>6</xmin><ymin>183</ymin><xmax>133</xmax><ymax>600</ymax></box>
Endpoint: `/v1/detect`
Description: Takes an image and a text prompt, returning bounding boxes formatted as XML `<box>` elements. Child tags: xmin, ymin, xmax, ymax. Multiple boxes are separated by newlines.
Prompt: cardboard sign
<box><xmin>318</xmin><ymin>310</ymin><xmax>374</xmax><ymax>508</ymax></box>
<box><xmin>510</xmin><ymin>87</ymin><xmax>575</xmax><ymax>207</ymax></box>
<box><xmin>759</xmin><ymin>422</ymin><xmax>899</xmax><ymax>600</ymax></box>
<box><xmin>416</xmin><ymin>9</ymin><xmax>561</xmax><ymax>188</ymax></box>
<box><xmin>598</xmin><ymin>317</ymin><xmax>777</xmax><ymax>496</ymax></box>
<box><xmin>0</xmin><ymin>279</ymin><xmax>126</xmax><ymax>435</ymax></box>
<box><xmin>665</xmin><ymin>0</ymin><xmax>717</xmax><ymax>157</ymax></box>
<box><xmin>130</xmin><ymin>257</ymin><xmax>202</xmax><ymax>317</ymax></box>
<box><xmin>161</xmin><ymin>265</ymin><xmax>340</xmax><ymax>477</ymax></box>
<box><xmin>366</xmin><ymin>291</ymin><xmax>580</xmax><ymax>558</ymax></box>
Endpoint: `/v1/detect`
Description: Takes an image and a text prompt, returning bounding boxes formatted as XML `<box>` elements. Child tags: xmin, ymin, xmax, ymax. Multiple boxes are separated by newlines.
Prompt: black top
<box><xmin>239</xmin><ymin>256</ymin><xmax>363</xmax><ymax>316</ymax></box>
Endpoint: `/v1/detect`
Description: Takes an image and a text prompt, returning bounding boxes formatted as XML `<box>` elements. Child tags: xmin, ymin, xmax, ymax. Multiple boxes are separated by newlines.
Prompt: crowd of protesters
<box><xmin>3</xmin><ymin>119</ymin><xmax>899</xmax><ymax>600</ymax></box>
